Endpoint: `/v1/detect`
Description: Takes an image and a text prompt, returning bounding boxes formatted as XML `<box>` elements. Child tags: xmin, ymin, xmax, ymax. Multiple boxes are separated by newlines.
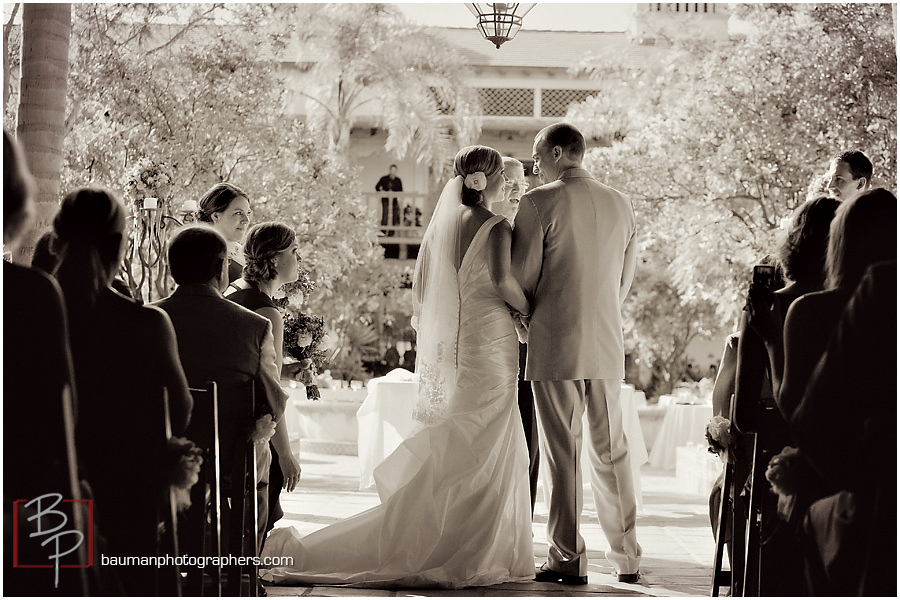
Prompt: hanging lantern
<box><xmin>465</xmin><ymin>3</ymin><xmax>536</xmax><ymax>49</ymax></box>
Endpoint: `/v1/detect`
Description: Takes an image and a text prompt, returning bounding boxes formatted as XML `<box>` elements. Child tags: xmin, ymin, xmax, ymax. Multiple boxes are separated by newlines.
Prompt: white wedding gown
<box><xmin>261</xmin><ymin>216</ymin><xmax>534</xmax><ymax>588</ymax></box>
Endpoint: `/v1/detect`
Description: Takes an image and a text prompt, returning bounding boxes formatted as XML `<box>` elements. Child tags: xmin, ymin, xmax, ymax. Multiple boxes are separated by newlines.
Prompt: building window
<box><xmin>541</xmin><ymin>89</ymin><xmax>595</xmax><ymax>118</ymax></box>
<box><xmin>477</xmin><ymin>88</ymin><xmax>534</xmax><ymax>117</ymax></box>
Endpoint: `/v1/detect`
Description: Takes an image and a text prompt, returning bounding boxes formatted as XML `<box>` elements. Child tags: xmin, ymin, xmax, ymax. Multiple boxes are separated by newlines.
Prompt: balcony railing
<box><xmin>364</xmin><ymin>192</ymin><xmax>431</xmax><ymax>257</ymax></box>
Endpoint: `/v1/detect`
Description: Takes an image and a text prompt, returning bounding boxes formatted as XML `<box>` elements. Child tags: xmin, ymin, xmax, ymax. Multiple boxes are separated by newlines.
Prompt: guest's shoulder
<box><xmin>787</xmin><ymin>288</ymin><xmax>849</xmax><ymax>325</ymax></box>
<box><xmin>3</xmin><ymin>262</ymin><xmax>66</xmax><ymax>316</ymax></box>
<box><xmin>4</xmin><ymin>261</ymin><xmax>61</xmax><ymax>294</ymax></box>
<box><xmin>105</xmin><ymin>289</ymin><xmax>173</xmax><ymax>328</ymax></box>
<box><xmin>220</xmin><ymin>293</ymin><xmax>272</xmax><ymax>324</ymax></box>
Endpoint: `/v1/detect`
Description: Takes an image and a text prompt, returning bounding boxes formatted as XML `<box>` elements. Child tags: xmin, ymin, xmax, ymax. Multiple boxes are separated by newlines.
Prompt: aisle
<box><xmin>265</xmin><ymin>449</ymin><xmax>715</xmax><ymax>597</ymax></box>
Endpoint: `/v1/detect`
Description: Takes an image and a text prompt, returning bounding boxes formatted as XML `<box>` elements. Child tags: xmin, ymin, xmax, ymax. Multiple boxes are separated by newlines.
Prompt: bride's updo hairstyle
<box><xmin>197</xmin><ymin>182</ymin><xmax>249</xmax><ymax>223</ymax></box>
<box><xmin>454</xmin><ymin>145</ymin><xmax>503</xmax><ymax>207</ymax></box>
<box><xmin>242</xmin><ymin>221</ymin><xmax>296</xmax><ymax>283</ymax></box>
<box><xmin>53</xmin><ymin>187</ymin><xmax>126</xmax><ymax>310</ymax></box>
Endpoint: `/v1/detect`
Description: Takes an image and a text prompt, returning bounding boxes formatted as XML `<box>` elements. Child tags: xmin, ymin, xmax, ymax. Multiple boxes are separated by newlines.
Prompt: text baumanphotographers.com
<box><xmin>100</xmin><ymin>554</ymin><xmax>294</xmax><ymax>568</ymax></box>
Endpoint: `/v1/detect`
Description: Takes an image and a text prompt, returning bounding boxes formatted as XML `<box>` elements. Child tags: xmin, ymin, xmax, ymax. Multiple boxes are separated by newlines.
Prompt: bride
<box><xmin>261</xmin><ymin>145</ymin><xmax>534</xmax><ymax>588</ymax></box>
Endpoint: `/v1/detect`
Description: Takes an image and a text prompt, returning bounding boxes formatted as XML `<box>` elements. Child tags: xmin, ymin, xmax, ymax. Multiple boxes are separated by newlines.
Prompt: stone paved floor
<box><xmin>263</xmin><ymin>447</ymin><xmax>720</xmax><ymax>598</ymax></box>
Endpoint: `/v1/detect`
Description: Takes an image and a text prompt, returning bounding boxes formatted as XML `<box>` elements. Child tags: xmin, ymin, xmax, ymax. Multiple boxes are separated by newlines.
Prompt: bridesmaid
<box><xmin>226</xmin><ymin>222</ymin><xmax>303</xmax><ymax>550</ymax></box>
<box><xmin>197</xmin><ymin>182</ymin><xmax>252</xmax><ymax>283</ymax></box>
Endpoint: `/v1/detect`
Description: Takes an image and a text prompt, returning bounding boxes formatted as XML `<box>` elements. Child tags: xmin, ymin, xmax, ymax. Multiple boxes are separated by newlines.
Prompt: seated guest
<box><xmin>791</xmin><ymin>261</ymin><xmax>896</xmax><ymax>596</ymax></box>
<box><xmin>730</xmin><ymin>196</ymin><xmax>840</xmax><ymax>595</ymax></box>
<box><xmin>30</xmin><ymin>229</ymin><xmax>59</xmax><ymax>274</ymax></box>
<box><xmin>750</xmin><ymin>189</ymin><xmax>897</xmax><ymax>420</ymax></box>
<box><xmin>52</xmin><ymin>186</ymin><xmax>192</xmax><ymax>595</ymax></box>
<box><xmin>707</xmin><ymin>332</ymin><xmax>744</xmax><ymax>565</ymax></box>
<box><xmin>153</xmin><ymin>225</ymin><xmax>288</xmax><ymax>558</ymax></box>
<box><xmin>2</xmin><ymin>131</ymin><xmax>87</xmax><ymax>596</ymax></box>
<box><xmin>749</xmin><ymin>190</ymin><xmax>896</xmax><ymax>595</ymax></box>
<box><xmin>734</xmin><ymin>196</ymin><xmax>840</xmax><ymax>432</ymax></box>
<box><xmin>32</xmin><ymin>229</ymin><xmax>134</xmax><ymax>298</ymax></box>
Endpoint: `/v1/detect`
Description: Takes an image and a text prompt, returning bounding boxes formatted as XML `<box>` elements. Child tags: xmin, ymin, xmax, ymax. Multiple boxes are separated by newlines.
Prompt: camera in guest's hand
<box><xmin>752</xmin><ymin>264</ymin><xmax>777</xmax><ymax>291</ymax></box>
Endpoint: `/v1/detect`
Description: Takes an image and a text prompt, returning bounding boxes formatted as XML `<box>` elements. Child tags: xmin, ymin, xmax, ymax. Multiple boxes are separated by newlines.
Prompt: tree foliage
<box><xmin>289</xmin><ymin>3</ymin><xmax>481</xmax><ymax>177</ymax></box>
<box><xmin>571</xmin><ymin>3</ymin><xmax>896</xmax><ymax>396</ymax></box>
<box><xmin>61</xmin><ymin>3</ymin><xmax>386</xmax><ymax>366</ymax></box>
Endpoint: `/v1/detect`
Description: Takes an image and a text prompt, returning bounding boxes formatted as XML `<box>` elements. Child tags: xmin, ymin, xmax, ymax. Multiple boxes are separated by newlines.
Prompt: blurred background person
<box><xmin>3</xmin><ymin>130</ymin><xmax>87</xmax><ymax>596</ymax></box>
<box><xmin>825</xmin><ymin>150</ymin><xmax>872</xmax><ymax>202</ymax></box>
<box><xmin>494</xmin><ymin>155</ymin><xmax>539</xmax><ymax>514</ymax></box>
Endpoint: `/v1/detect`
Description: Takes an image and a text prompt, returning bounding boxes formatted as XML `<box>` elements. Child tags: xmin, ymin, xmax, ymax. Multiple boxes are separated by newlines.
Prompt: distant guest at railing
<box><xmin>376</xmin><ymin>164</ymin><xmax>403</xmax><ymax>235</ymax></box>
<box><xmin>403</xmin><ymin>202</ymin><xmax>422</xmax><ymax>228</ymax></box>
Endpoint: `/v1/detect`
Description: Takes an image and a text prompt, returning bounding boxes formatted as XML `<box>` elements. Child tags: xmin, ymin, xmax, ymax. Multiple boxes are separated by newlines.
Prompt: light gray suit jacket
<box><xmin>511</xmin><ymin>167</ymin><xmax>636</xmax><ymax>381</ymax></box>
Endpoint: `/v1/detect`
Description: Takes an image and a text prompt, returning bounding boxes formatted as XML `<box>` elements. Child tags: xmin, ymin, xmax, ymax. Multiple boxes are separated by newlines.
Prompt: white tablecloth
<box><xmin>356</xmin><ymin>369</ymin><xmax>418</xmax><ymax>491</ymax></box>
<box><xmin>647</xmin><ymin>403</ymin><xmax>712</xmax><ymax>470</ymax></box>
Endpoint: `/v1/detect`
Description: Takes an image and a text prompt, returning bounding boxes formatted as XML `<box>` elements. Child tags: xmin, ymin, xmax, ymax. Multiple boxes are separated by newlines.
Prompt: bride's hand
<box><xmin>280</xmin><ymin>452</ymin><xmax>302</xmax><ymax>492</ymax></box>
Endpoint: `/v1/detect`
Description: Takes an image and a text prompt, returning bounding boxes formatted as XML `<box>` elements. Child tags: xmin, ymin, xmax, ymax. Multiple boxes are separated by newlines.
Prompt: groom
<box><xmin>511</xmin><ymin>123</ymin><xmax>641</xmax><ymax>584</ymax></box>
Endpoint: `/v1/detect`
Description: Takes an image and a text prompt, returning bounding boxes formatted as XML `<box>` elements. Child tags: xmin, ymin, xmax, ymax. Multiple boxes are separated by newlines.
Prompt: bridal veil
<box><xmin>411</xmin><ymin>176</ymin><xmax>464</xmax><ymax>426</ymax></box>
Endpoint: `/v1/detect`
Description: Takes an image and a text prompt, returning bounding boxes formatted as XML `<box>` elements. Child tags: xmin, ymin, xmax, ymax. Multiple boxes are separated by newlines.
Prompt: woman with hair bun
<box><xmin>197</xmin><ymin>182</ymin><xmax>252</xmax><ymax>283</ymax></box>
<box><xmin>226</xmin><ymin>221</ymin><xmax>303</xmax><ymax>550</ymax></box>
<box><xmin>259</xmin><ymin>145</ymin><xmax>533</xmax><ymax>588</ymax></box>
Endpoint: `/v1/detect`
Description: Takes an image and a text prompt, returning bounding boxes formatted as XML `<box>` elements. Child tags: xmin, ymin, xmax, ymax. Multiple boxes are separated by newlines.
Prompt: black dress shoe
<box><xmin>616</xmin><ymin>571</ymin><xmax>641</xmax><ymax>584</ymax></box>
<box><xmin>534</xmin><ymin>564</ymin><xmax>588</xmax><ymax>585</ymax></box>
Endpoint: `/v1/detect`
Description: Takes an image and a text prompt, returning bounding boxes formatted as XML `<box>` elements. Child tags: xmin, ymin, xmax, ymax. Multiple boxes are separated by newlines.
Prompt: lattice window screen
<box><xmin>477</xmin><ymin>88</ymin><xmax>534</xmax><ymax>117</ymax></box>
<box><xmin>541</xmin><ymin>89</ymin><xmax>596</xmax><ymax>118</ymax></box>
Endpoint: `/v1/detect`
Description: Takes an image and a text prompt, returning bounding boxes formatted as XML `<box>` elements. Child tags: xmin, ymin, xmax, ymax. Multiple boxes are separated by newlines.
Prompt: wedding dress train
<box><xmin>260</xmin><ymin>215</ymin><xmax>533</xmax><ymax>588</ymax></box>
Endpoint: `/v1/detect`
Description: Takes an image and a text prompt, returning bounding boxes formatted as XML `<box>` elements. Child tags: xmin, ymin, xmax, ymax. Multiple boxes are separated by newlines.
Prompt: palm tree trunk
<box><xmin>14</xmin><ymin>3</ymin><xmax>71</xmax><ymax>265</ymax></box>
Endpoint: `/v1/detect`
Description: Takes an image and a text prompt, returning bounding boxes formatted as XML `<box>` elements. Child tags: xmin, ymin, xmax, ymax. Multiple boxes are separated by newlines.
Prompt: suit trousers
<box><xmin>532</xmin><ymin>379</ymin><xmax>641</xmax><ymax>576</ymax></box>
<box><xmin>517</xmin><ymin>342</ymin><xmax>540</xmax><ymax>514</ymax></box>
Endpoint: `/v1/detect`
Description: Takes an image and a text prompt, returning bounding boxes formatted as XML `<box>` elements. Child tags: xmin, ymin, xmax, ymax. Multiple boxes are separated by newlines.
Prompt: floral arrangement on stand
<box><xmin>274</xmin><ymin>270</ymin><xmax>328</xmax><ymax>400</ymax></box>
<box><xmin>120</xmin><ymin>157</ymin><xmax>178</xmax><ymax>302</ymax></box>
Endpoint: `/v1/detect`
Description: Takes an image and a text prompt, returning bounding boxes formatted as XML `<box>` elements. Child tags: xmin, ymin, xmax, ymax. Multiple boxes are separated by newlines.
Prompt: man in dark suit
<box><xmin>154</xmin><ymin>225</ymin><xmax>289</xmax><ymax>558</ymax></box>
<box><xmin>376</xmin><ymin>164</ymin><xmax>403</xmax><ymax>234</ymax></box>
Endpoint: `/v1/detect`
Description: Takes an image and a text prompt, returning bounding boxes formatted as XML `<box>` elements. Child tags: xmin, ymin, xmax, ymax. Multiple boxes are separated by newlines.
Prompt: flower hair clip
<box><xmin>464</xmin><ymin>172</ymin><xmax>487</xmax><ymax>191</ymax></box>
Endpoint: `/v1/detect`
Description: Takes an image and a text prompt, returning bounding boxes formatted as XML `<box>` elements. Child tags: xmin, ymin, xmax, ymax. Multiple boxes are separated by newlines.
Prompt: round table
<box><xmin>647</xmin><ymin>403</ymin><xmax>712</xmax><ymax>470</ymax></box>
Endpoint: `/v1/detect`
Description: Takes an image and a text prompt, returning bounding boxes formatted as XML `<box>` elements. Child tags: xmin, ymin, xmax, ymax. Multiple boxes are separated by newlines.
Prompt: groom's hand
<box><xmin>514</xmin><ymin>314</ymin><xmax>529</xmax><ymax>344</ymax></box>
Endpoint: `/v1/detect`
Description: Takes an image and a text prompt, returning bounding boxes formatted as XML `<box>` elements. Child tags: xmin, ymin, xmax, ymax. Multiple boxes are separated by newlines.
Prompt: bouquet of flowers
<box><xmin>275</xmin><ymin>275</ymin><xmax>327</xmax><ymax>400</ymax></box>
<box><xmin>705</xmin><ymin>415</ymin><xmax>734</xmax><ymax>459</ymax></box>
<box><xmin>166</xmin><ymin>436</ymin><xmax>203</xmax><ymax>512</ymax></box>
<box><xmin>122</xmin><ymin>156</ymin><xmax>175</xmax><ymax>210</ymax></box>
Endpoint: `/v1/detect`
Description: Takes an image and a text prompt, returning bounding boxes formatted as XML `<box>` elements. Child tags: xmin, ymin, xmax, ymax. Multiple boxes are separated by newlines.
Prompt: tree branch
<box><xmin>297</xmin><ymin>90</ymin><xmax>339</xmax><ymax>124</ymax></box>
<box><xmin>146</xmin><ymin>4</ymin><xmax>224</xmax><ymax>54</ymax></box>
<box><xmin>3</xmin><ymin>2</ymin><xmax>20</xmax><ymax>110</ymax></box>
